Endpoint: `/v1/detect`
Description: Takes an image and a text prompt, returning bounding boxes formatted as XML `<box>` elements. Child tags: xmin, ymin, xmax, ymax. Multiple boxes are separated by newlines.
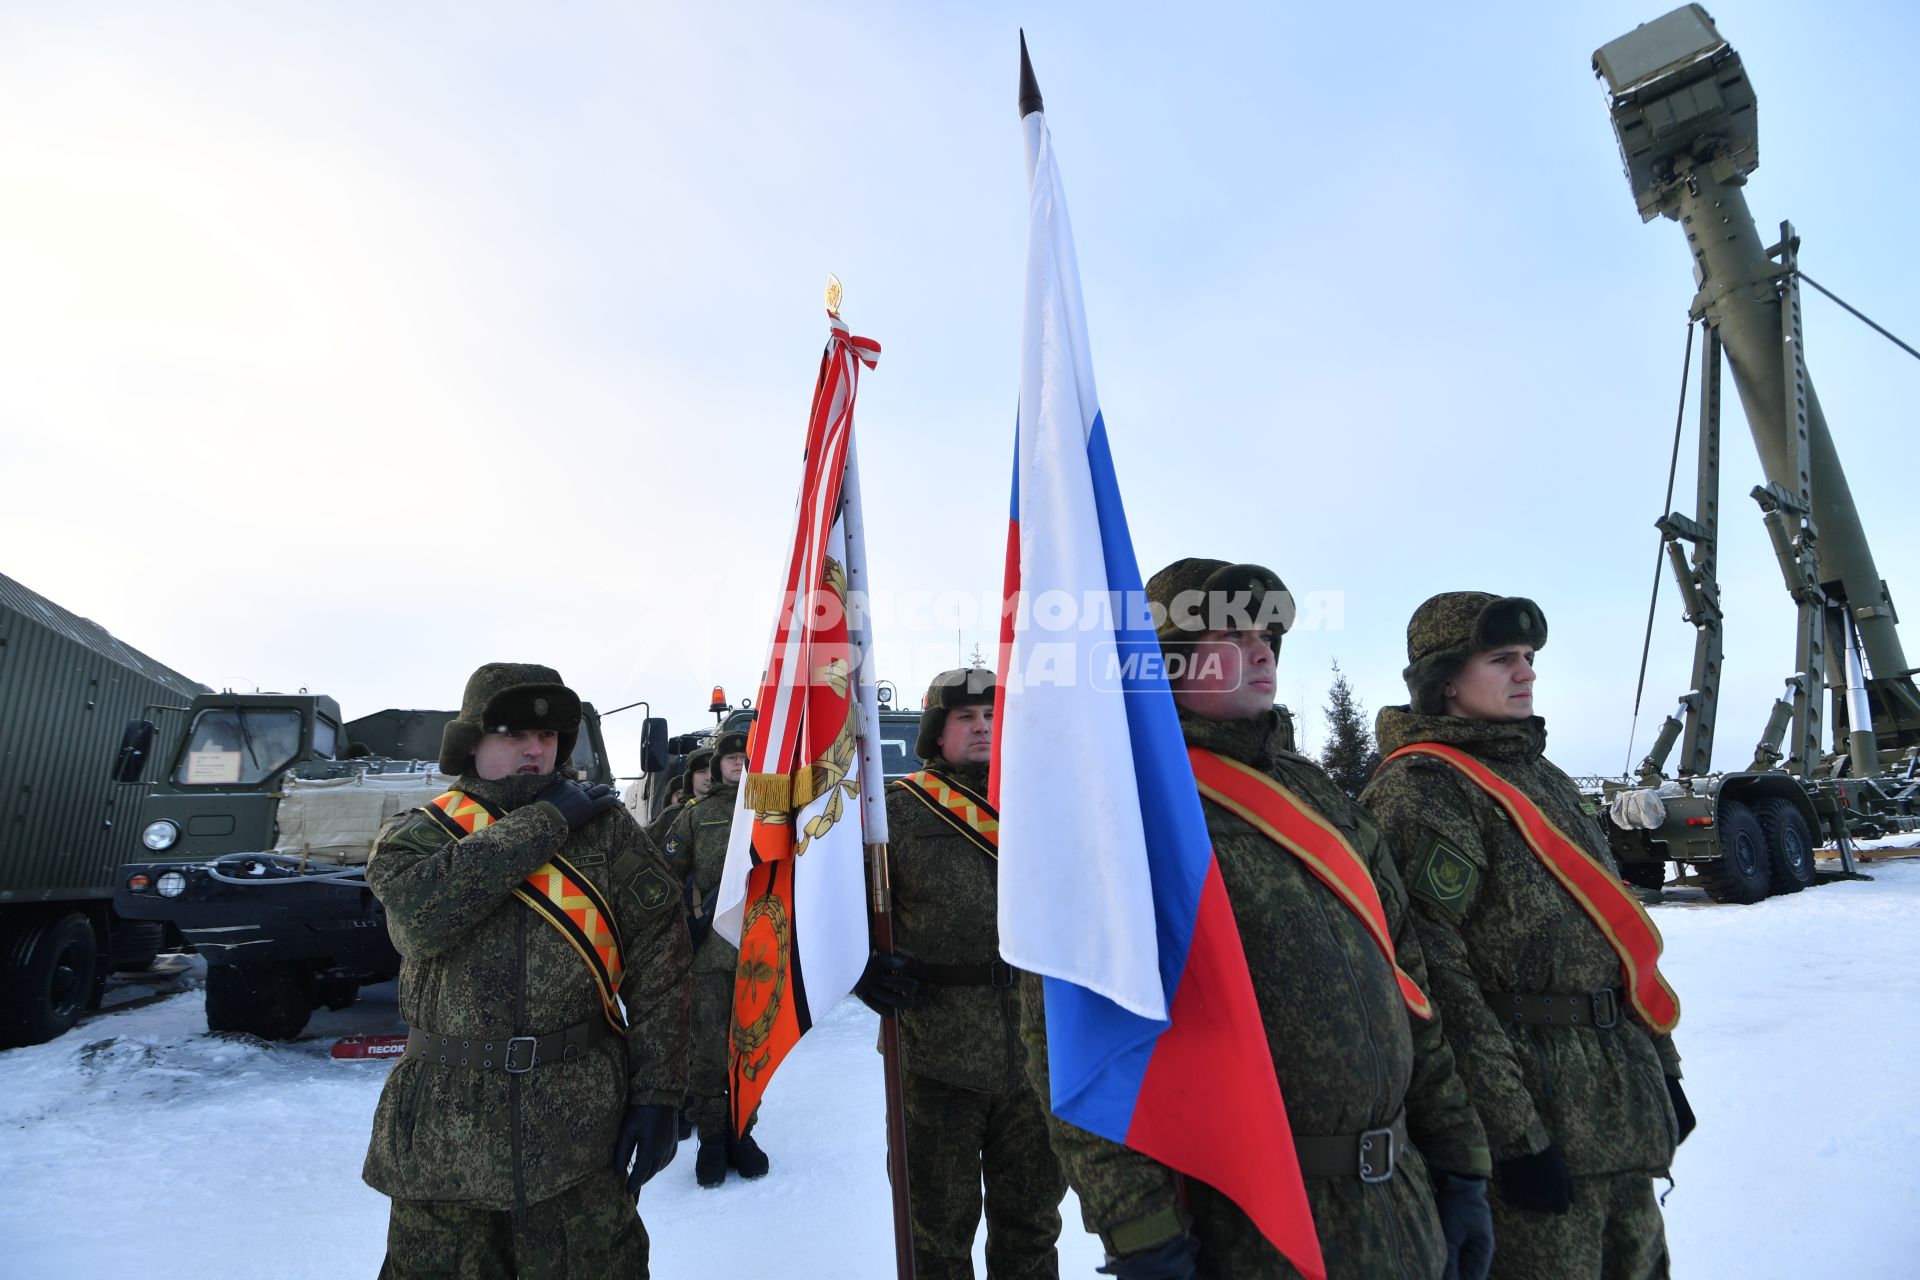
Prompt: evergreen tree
<box><xmin>1321</xmin><ymin>659</ymin><xmax>1380</xmax><ymax>800</ymax></box>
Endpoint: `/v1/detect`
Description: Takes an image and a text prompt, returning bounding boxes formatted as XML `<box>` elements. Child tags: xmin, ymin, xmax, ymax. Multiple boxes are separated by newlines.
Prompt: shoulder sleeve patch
<box><xmin>625</xmin><ymin>862</ymin><xmax>680</xmax><ymax>915</ymax></box>
<box><xmin>378</xmin><ymin>809</ymin><xmax>454</xmax><ymax>857</ymax></box>
<box><xmin>1410</xmin><ymin>837</ymin><xmax>1479</xmax><ymax>919</ymax></box>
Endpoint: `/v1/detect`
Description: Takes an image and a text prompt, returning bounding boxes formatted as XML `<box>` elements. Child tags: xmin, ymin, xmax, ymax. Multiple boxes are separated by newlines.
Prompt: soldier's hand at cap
<box><xmin>852</xmin><ymin>951</ymin><xmax>919</xmax><ymax>1016</ymax></box>
<box><xmin>1433</xmin><ymin>1173</ymin><xmax>1494</xmax><ymax>1280</ymax></box>
<box><xmin>538</xmin><ymin>778</ymin><xmax>623</xmax><ymax>830</ymax></box>
<box><xmin>1665</xmin><ymin>1076</ymin><xmax>1696</xmax><ymax>1144</ymax></box>
<box><xmin>615</xmin><ymin>1103</ymin><xmax>680</xmax><ymax>1195</ymax></box>
<box><xmin>1097</xmin><ymin>1235</ymin><xmax>1206</xmax><ymax>1280</ymax></box>
<box><xmin>1495</xmin><ymin>1144</ymin><xmax>1575</xmax><ymax>1214</ymax></box>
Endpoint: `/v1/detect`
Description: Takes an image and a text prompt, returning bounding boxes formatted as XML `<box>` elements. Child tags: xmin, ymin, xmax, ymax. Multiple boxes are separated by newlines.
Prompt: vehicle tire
<box><xmin>315</xmin><ymin>970</ymin><xmax>360</xmax><ymax>1013</ymax></box>
<box><xmin>1756</xmin><ymin>797</ymin><xmax>1817</xmax><ymax>894</ymax></box>
<box><xmin>110</xmin><ymin>920</ymin><xmax>167</xmax><ymax>973</ymax></box>
<box><xmin>205</xmin><ymin>961</ymin><xmax>315</xmax><ymax>1040</ymax></box>
<box><xmin>0</xmin><ymin>911</ymin><xmax>100</xmax><ymax>1048</ymax></box>
<box><xmin>1617</xmin><ymin>859</ymin><xmax>1667</xmax><ymax>891</ymax></box>
<box><xmin>1697</xmin><ymin>801</ymin><xmax>1773</xmax><ymax>904</ymax></box>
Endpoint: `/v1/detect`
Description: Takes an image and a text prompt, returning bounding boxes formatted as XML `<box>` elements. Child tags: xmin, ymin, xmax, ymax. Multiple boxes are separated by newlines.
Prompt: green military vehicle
<box><xmin>114</xmin><ymin>692</ymin><xmax>623</xmax><ymax>1039</ymax></box>
<box><xmin>1590</xmin><ymin>7</ymin><xmax>1920</xmax><ymax>902</ymax></box>
<box><xmin>0</xmin><ymin>570</ymin><xmax>208</xmax><ymax>1048</ymax></box>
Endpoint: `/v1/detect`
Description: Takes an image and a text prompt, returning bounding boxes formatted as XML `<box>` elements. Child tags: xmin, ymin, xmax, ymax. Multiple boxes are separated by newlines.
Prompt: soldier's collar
<box><xmin>457</xmin><ymin>770</ymin><xmax>558</xmax><ymax>812</ymax></box>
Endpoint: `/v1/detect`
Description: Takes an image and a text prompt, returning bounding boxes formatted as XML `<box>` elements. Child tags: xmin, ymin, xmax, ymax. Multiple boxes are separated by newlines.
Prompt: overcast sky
<box><xmin>3</xmin><ymin>0</ymin><xmax>1915</xmax><ymax>778</ymax></box>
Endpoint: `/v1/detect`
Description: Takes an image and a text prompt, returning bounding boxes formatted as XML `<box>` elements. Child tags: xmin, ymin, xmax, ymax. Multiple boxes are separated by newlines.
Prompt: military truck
<box><xmin>113</xmin><ymin>692</ymin><xmax>623</xmax><ymax>1039</ymax></box>
<box><xmin>0</xmin><ymin>571</ymin><xmax>209</xmax><ymax>1048</ymax></box>
<box><xmin>1590</xmin><ymin>7</ymin><xmax>1920</xmax><ymax>901</ymax></box>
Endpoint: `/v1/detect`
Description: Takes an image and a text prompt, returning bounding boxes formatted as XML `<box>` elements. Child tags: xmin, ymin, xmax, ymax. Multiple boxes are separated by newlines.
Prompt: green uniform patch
<box><xmin>628</xmin><ymin>863</ymin><xmax>677</xmax><ymax>914</ymax></box>
<box><xmin>1414</xmin><ymin>838</ymin><xmax>1478</xmax><ymax>917</ymax></box>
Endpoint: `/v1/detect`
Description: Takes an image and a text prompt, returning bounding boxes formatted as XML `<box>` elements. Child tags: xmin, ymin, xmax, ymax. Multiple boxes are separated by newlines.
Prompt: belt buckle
<box><xmin>1358</xmin><ymin>1126</ymin><xmax>1396</xmax><ymax>1183</ymax></box>
<box><xmin>1591</xmin><ymin>989</ymin><xmax>1620</xmax><ymax>1030</ymax></box>
<box><xmin>990</xmin><ymin>959</ymin><xmax>1016</xmax><ymax>989</ymax></box>
<box><xmin>504</xmin><ymin>1036</ymin><xmax>539</xmax><ymax>1073</ymax></box>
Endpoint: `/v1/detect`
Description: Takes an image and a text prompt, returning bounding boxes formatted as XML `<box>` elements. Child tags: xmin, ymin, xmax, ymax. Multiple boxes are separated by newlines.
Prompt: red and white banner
<box><xmin>713</xmin><ymin>312</ymin><xmax>882</xmax><ymax>1131</ymax></box>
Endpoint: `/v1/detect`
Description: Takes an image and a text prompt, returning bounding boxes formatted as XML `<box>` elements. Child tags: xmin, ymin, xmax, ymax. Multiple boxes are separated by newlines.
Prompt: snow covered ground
<box><xmin>6</xmin><ymin>861</ymin><xmax>1920</xmax><ymax>1278</ymax></box>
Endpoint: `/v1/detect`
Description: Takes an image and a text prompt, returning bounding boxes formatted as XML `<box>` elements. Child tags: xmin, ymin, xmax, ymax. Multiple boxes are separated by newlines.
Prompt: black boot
<box><xmin>728</xmin><ymin>1132</ymin><xmax>769</xmax><ymax>1179</ymax></box>
<box><xmin>695</xmin><ymin>1134</ymin><xmax>729</xmax><ymax>1188</ymax></box>
<box><xmin>676</xmin><ymin>1104</ymin><xmax>693</xmax><ymax>1143</ymax></box>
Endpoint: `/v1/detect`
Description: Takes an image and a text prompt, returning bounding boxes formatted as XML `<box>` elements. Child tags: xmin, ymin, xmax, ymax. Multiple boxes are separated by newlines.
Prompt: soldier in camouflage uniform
<box><xmin>1023</xmin><ymin>560</ymin><xmax>1494</xmax><ymax>1280</ymax></box>
<box><xmin>853</xmin><ymin>668</ymin><xmax>1067</xmax><ymax>1279</ymax></box>
<box><xmin>362</xmin><ymin>663</ymin><xmax>692</xmax><ymax>1278</ymax></box>
<box><xmin>1361</xmin><ymin>594</ymin><xmax>1692</xmax><ymax>1279</ymax></box>
<box><xmin>659</xmin><ymin>728</ymin><xmax>769</xmax><ymax>1187</ymax></box>
<box><xmin>646</xmin><ymin>745</ymin><xmax>712</xmax><ymax>847</ymax></box>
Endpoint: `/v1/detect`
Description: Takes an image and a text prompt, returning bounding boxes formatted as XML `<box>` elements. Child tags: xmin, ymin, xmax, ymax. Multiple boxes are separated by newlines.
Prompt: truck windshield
<box><xmin>173</xmin><ymin>708</ymin><xmax>304</xmax><ymax>785</ymax></box>
<box><xmin>880</xmin><ymin>728</ymin><xmax>918</xmax><ymax>783</ymax></box>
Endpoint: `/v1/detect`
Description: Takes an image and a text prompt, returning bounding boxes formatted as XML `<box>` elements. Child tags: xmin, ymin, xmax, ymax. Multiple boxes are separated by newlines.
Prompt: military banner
<box><xmin>712</xmin><ymin>302</ymin><xmax>883</xmax><ymax>1133</ymax></box>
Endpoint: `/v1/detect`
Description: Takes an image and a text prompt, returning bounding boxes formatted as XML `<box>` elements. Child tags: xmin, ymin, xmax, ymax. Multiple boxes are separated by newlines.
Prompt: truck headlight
<box><xmin>156</xmin><ymin>871</ymin><xmax>188</xmax><ymax>898</ymax></box>
<box><xmin>142</xmin><ymin>820</ymin><xmax>180</xmax><ymax>851</ymax></box>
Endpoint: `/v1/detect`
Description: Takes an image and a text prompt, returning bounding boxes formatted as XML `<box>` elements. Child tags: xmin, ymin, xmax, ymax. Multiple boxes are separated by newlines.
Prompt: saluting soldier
<box><xmin>362</xmin><ymin>662</ymin><xmax>691</xmax><ymax>1278</ymax></box>
<box><xmin>660</xmin><ymin>728</ymin><xmax>770</xmax><ymax>1187</ymax></box>
<box><xmin>1023</xmin><ymin>560</ymin><xmax>1495</xmax><ymax>1280</ymax></box>
<box><xmin>1362</xmin><ymin>594</ymin><xmax>1690</xmax><ymax>1279</ymax></box>
<box><xmin>854</xmin><ymin>667</ymin><xmax>1068</xmax><ymax>1279</ymax></box>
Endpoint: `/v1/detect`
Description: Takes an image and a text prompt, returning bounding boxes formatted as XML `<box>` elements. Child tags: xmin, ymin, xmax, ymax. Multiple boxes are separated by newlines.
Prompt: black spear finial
<box><xmin>1019</xmin><ymin>29</ymin><xmax>1044</xmax><ymax>119</ymax></box>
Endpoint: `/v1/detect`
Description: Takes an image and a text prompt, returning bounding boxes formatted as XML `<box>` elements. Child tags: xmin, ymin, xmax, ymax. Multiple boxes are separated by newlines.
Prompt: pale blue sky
<box><xmin>3</xmin><ymin>0</ymin><xmax>1915</xmax><ymax>775</ymax></box>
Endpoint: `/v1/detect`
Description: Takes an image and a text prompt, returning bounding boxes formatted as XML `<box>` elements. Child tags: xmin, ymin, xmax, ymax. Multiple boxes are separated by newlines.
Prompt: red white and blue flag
<box><xmin>990</xmin><ymin>36</ymin><xmax>1323</xmax><ymax>1279</ymax></box>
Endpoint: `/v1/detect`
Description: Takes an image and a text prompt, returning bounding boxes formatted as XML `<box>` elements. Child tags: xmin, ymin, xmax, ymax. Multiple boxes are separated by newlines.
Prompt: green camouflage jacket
<box><xmin>1362</xmin><ymin>708</ymin><xmax>1682</xmax><ymax>1176</ymax></box>
<box><xmin>662</xmin><ymin>782</ymin><xmax>740</xmax><ymax>974</ymax></box>
<box><xmin>883</xmin><ymin>760</ymin><xmax>1024</xmax><ymax>1095</ymax></box>
<box><xmin>645</xmin><ymin>798</ymin><xmax>686</xmax><ymax>848</ymax></box>
<box><xmin>361</xmin><ymin>771</ymin><xmax>691</xmax><ymax>1209</ymax></box>
<box><xmin>1023</xmin><ymin>709</ymin><xmax>1489</xmax><ymax>1278</ymax></box>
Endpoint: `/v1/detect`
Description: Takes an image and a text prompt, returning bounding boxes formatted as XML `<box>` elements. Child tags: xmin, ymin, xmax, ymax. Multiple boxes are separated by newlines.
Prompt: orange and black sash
<box><xmin>1377</xmin><ymin>743</ymin><xmax>1680</xmax><ymax>1033</ymax></box>
<box><xmin>1188</xmin><ymin>749</ymin><xmax>1432</xmax><ymax>1020</ymax></box>
<box><xmin>424</xmin><ymin>790</ymin><xmax>627</xmax><ymax>1033</ymax></box>
<box><xmin>891</xmin><ymin>770</ymin><xmax>998</xmax><ymax>860</ymax></box>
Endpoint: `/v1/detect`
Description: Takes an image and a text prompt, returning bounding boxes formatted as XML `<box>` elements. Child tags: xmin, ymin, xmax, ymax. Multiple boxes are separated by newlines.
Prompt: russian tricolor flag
<box><xmin>990</xmin><ymin>36</ymin><xmax>1323</xmax><ymax>1279</ymax></box>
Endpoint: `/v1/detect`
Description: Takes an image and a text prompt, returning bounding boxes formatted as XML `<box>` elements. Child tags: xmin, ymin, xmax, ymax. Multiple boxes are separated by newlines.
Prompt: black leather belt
<box><xmin>904</xmin><ymin>958</ymin><xmax>1017</xmax><ymax>988</ymax></box>
<box><xmin>1485</xmin><ymin>988</ymin><xmax>1621</xmax><ymax>1029</ymax></box>
<box><xmin>1293</xmin><ymin>1111</ymin><xmax>1406</xmax><ymax>1183</ymax></box>
<box><xmin>404</xmin><ymin>1019</ymin><xmax>606</xmax><ymax>1073</ymax></box>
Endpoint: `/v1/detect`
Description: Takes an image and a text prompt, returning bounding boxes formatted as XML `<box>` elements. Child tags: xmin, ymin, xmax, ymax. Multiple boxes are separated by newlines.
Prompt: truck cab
<box><xmin>115</xmin><ymin>692</ymin><xmax>613</xmax><ymax>1039</ymax></box>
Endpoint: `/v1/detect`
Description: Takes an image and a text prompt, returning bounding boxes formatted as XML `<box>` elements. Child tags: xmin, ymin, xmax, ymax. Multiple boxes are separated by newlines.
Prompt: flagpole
<box><xmin>842</xmin><ymin>410</ymin><xmax>916</xmax><ymax>1280</ymax></box>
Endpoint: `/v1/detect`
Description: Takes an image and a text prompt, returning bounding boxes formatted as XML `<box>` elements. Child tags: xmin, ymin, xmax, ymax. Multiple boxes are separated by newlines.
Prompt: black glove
<box><xmin>1495</xmin><ymin>1144</ymin><xmax>1574</xmax><ymax>1214</ymax></box>
<box><xmin>1097</xmin><ymin>1234</ymin><xmax>1204</xmax><ymax>1279</ymax></box>
<box><xmin>853</xmin><ymin>951</ymin><xmax>919</xmax><ymax>1016</ymax></box>
<box><xmin>614</xmin><ymin>1104</ymin><xmax>680</xmax><ymax>1195</ymax></box>
<box><xmin>1666</xmin><ymin>1075</ymin><xmax>1696</xmax><ymax>1145</ymax></box>
<box><xmin>538</xmin><ymin>777</ymin><xmax>622</xmax><ymax>830</ymax></box>
<box><xmin>1433</xmin><ymin>1173</ymin><xmax>1495</xmax><ymax>1280</ymax></box>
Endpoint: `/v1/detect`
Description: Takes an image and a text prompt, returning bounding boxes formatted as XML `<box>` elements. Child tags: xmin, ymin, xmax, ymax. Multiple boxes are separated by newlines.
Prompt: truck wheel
<box><xmin>1756</xmin><ymin>798</ymin><xmax>1817</xmax><ymax>894</ymax></box>
<box><xmin>109</xmin><ymin>920</ymin><xmax>167</xmax><ymax>973</ymax></box>
<box><xmin>205</xmin><ymin>961</ymin><xmax>315</xmax><ymax>1040</ymax></box>
<box><xmin>1697</xmin><ymin>801</ymin><xmax>1773</xmax><ymax>904</ymax></box>
<box><xmin>1617</xmin><ymin>859</ymin><xmax>1667</xmax><ymax>891</ymax></box>
<box><xmin>0</xmin><ymin>912</ymin><xmax>100</xmax><ymax>1048</ymax></box>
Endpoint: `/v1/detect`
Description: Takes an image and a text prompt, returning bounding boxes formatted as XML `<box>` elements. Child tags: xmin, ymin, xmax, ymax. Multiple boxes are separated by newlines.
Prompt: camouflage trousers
<box><xmin>1489</xmin><ymin>1172</ymin><xmax>1668</xmax><ymax>1280</ymax></box>
<box><xmin>378</xmin><ymin>1168</ymin><xmax>648</xmax><ymax>1279</ymax></box>
<box><xmin>891</xmin><ymin>1070</ymin><xmax>1066</xmax><ymax>1280</ymax></box>
<box><xmin>689</xmin><ymin>968</ymin><xmax>755</xmax><ymax>1140</ymax></box>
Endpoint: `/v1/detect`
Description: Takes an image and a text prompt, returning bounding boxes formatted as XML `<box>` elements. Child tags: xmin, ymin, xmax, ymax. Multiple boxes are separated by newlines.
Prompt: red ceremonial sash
<box><xmin>893</xmin><ymin>770</ymin><xmax>999</xmax><ymax>859</ymax></box>
<box><xmin>1188</xmin><ymin>749</ymin><xmax>1432</xmax><ymax>1020</ymax></box>
<box><xmin>1377</xmin><ymin>743</ymin><xmax>1680</xmax><ymax>1034</ymax></box>
<box><xmin>424</xmin><ymin>790</ymin><xmax>627</xmax><ymax>1033</ymax></box>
